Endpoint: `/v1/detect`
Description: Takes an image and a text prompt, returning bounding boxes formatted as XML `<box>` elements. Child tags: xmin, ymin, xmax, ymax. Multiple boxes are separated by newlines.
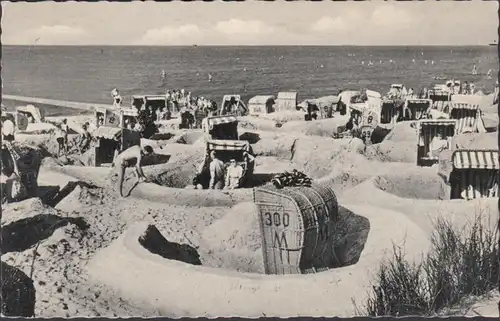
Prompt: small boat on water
<box><xmin>489</xmin><ymin>41</ymin><xmax>497</xmax><ymax>46</ymax></box>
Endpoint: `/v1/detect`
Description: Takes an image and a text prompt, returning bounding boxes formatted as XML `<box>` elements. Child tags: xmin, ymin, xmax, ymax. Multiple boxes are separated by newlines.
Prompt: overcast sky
<box><xmin>2</xmin><ymin>1</ymin><xmax>498</xmax><ymax>46</ymax></box>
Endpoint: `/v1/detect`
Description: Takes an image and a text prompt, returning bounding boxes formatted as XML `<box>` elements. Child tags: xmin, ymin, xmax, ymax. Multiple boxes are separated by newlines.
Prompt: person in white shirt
<box><xmin>429</xmin><ymin>132</ymin><xmax>449</xmax><ymax>157</ymax></box>
<box><xmin>2</xmin><ymin>116</ymin><xmax>15</xmax><ymax>143</ymax></box>
<box><xmin>225</xmin><ymin>159</ymin><xmax>243</xmax><ymax>189</ymax></box>
<box><xmin>111</xmin><ymin>88</ymin><xmax>123</xmax><ymax>107</ymax></box>
<box><xmin>470</xmin><ymin>82</ymin><xmax>476</xmax><ymax>95</ymax></box>
<box><xmin>133</xmin><ymin>122</ymin><xmax>143</xmax><ymax>132</ymax></box>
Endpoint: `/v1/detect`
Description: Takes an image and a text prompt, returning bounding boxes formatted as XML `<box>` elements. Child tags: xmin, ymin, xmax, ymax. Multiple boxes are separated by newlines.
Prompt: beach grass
<box><xmin>361</xmin><ymin>213</ymin><xmax>498</xmax><ymax>316</ymax></box>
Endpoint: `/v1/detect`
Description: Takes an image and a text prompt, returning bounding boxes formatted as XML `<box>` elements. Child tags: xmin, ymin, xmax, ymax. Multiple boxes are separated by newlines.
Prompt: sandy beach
<box><xmin>2</xmin><ymin>90</ymin><xmax>498</xmax><ymax>317</ymax></box>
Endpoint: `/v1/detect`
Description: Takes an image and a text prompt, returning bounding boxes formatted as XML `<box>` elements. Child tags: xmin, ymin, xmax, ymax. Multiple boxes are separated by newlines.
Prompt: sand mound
<box><xmin>168</xmin><ymin>131</ymin><xmax>204</xmax><ymax>145</ymax></box>
<box><xmin>238</xmin><ymin>116</ymin><xmax>279</xmax><ymax>131</ymax></box>
<box><xmin>292</xmin><ymin>137</ymin><xmax>367</xmax><ymax>178</ymax></box>
<box><xmin>259</xmin><ymin>111</ymin><xmax>306</xmax><ymax>123</ymax></box>
<box><xmin>1</xmin><ymin>197</ymin><xmax>60</xmax><ymax>226</ymax></box>
<box><xmin>280</xmin><ymin>117</ymin><xmax>349</xmax><ymax>137</ymax></box>
<box><xmin>54</xmin><ymin>182</ymin><xmax>104</xmax><ymax>212</ymax></box>
<box><xmin>317</xmin><ymin>170</ymin><xmax>373</xmax><ymax>196</ymax></box>
<box><xmin>202</xmin><ymin>202</ymin><xmax>261</xmax><ymax>252</ymax></box>
<box><xmin>452</xmin><ymin>132</ymin><xmax>497</xmax><ymax>150</ymax></box>
<box><xmin>373</xmin><ymin>169</ymin><xmax>443</xmax><ymax>200</ymax></box>
<box><xmin>482</xmin><ymin>112</ymin><xmax>498</xmax><ymax>132</ymax></box>
<box><xmin>87</xmin><ymin>203</ymin><xmax>427</xmax><ymax>317</ymax></box>
<box><xmin>383</xmin><ymin>121</ymin><xmax>417</xmax><ymax>143</ymax></box>
<box><xmin>365</xmin><ymin>140</ymin><xmax>416</xmax><ymax>163</ymax></box>
<box><xmin>251</xmin><ymin>133</ymin><xmax>297</xmax><ymax>158</ymax></box>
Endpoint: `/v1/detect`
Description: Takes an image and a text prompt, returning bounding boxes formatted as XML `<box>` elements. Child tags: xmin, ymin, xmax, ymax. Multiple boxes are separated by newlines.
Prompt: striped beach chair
<box><xmin>449</xmin><ymin>149</ymin><xmax>499</xmax><ymax>200</ymax></box>
<box><xmin>405</xmin><ymin>99</ymin><xmax>432</xmax><ymax>120</ymax></box>
<box><xmin>416</xmin><ymin>119</ymin><xmax>456</xmax><ymax>166</ymax></box>
<box><xmin>201</xmin><ymin>115</ymin><xmax>239</xmax><ymax>140</ymax></box>
<box><xmin>449</xmin><ymin>102</ymin><xmax>486</xmax><ymax>135</ymax></box>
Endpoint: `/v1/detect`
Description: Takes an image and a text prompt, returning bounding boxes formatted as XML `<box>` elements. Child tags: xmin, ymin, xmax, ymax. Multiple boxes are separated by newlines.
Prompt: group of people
<box><xmin>54</xmin><ymin>120</ymin><xmax>92</xmax><ymax>157</ymax></box>
<box><xmin>444</xmin><ymin>80</ymin><xmax>476</xmax><ymax>95</ymax></box>
<box><xmin>192</xmin><ymin>150</ymin><xmax>255</xmax><ymax>190</ymax></box>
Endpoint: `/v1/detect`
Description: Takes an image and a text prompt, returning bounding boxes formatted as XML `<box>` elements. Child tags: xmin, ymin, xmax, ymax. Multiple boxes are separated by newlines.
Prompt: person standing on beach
<box><xmin>55</xmin><ymin>124</ymin><xmax>66</xmax><ymax>157</ymax></box>
<box><xmin>78</xmin><ymin>124</ymin><xmax>92</xmax><ymax>154</ymax></box>
<box><xmin>209</xmin><ymin>151</ymin><xmax>225</xmax><ymax>190</ymax></box>
<box><xmin>113</xmin><ymin>145</ymin><xmax>153</xmax><ymax>197</ymax></box>
<box><xmin>224</xmin><ymin>159</ymin><xmax>243</xmax><ymax>190</ymax></box>
<box><xmin>472</xmin><ymin>64</ymin><xmax>477</xmax><ymax>75</ymax></box>
<box><xmin>60</xmin><ymin>119</ymin><xmax>69</xmax><ymax>152</ymax></box>
<box><xmin>470</xmin><ymin>82</ymin><xmax>476</xmax><ymax>95</ymax></box>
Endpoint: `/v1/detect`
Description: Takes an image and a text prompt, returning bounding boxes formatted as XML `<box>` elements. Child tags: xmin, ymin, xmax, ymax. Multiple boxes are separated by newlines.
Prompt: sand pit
<box><xmin>86</xmin><ymin>202</ymin><xmax>428</xmax><ymax>317</ymax></box>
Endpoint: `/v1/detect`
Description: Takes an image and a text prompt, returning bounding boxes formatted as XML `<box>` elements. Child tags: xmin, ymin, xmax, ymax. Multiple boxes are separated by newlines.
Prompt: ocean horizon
<box><xmin>2</xmin><ymin>45</ymin><xmax>497</xmax><ymax>115</ymax></box>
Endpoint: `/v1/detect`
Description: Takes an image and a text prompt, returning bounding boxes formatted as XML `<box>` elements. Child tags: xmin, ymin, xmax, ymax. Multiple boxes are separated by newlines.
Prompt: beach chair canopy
<box><xmin>366</xmin><ymin>90</ymin><xmax>382</xmax><ymax>99</ymax></box>
<box><xmin>277</xmin><ymin>92</ymin><xmax>298</xmax><ymax>100</ymax></box>
<box><xmin>143</xmin><ymin>95</ymin><xmax>166</xmax><ymax>101</ymax></box>
<box><xmin>202</xmin><ymin>115</ymin><xmax>238</xmax><ymax>131</ymax></box>
<box><xmin>206</xmin><ymin>139</ymin><xmax>250</xmax><ymax>153</ymax></box>
<box><xmin>452</xmin><ymin>149</ymin><xmax>499</xmax><ymax>170</ymax></box>
<box><xmin>248</xmin><ymin>95</ymin><xmax>275</xmax><ymax>105</ymax></box>
<box><xmin>15</xmin><ymin>105</ymin><xmax>44</xmax><ymax>123</ymax></box>
<box><xmin>94</xmin><ymin>106</ymin><xmax>109</xmax><ymax>114</ymax></box>
<box><xmin>92</xmin><ymin>126</ymin><xmax>123</xmax><ymax>140</ymax></box>
<box><xmin>449</xmin><ymin>102</ymin><xmax>485</xmax><ymax>134</ymax></box>
<box><xmin>120</xmin><ymin>108</ymin><xmax>139</xmax><ymax>117</ymax></box>
<box><xmin>391</xmin><ymin>84</ymin><xmax>403</xmax><ymax>89</ymax></box>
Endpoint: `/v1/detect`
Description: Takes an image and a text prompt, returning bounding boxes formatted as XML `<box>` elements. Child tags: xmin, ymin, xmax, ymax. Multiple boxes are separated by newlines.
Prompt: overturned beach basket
<box><xmin>275</xmin><ymin>92</ymin><xmax>298</xmax><ymax>112</ymax></box>
<box><xmin>449</xmin><ymin>102</ymin><xmax>486</xmax><ymax>135</ymax></box>
<box><xmin>439</xmin><ymin>149</ymin><xmax>499</xmax><ymax>200</ymax></box>
<box><xmin>248</xmin><ymin>95</ymin><xmax>276</xmax><ymax>116</ymax></box>
<box><xmin>253</xmin><ymin>183</ymin><xmax>339</xmax><ymax>275</ymax></box>
<box><xmin>417</xmin><ymin>119</ymin><xmax>456</xmax><ymax>167</ymax></box>
<box><xmin>405</xmin><ymin>99</ymin><xmax>432</xmax><ymax>120</ymax></box>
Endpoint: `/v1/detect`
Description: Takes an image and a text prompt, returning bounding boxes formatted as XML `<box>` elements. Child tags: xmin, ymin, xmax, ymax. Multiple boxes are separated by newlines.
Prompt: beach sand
<box><xmin>2</xmin><ymin>107</ymin><xmax>499</xmax><ymax>317</ymax></box>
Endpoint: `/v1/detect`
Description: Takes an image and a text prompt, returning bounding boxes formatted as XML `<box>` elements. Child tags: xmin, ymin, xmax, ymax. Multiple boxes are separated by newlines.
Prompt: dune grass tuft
<box><xmin>362</xmin><ymin>213</ymin><xmax>498</xmax><ymax>316</ymax></box>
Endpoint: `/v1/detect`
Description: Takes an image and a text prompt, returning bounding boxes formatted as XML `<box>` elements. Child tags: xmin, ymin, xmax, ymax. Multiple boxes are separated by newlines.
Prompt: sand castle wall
<box><xmin>86</xmin><ymin>202</ymin><xmax>428</xmax><ymax>317</ymax></box>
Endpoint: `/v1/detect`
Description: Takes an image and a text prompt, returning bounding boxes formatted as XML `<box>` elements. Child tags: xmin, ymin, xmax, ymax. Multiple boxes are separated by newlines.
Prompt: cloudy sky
<box><xmin>2</xmin><ymin>1</ymin><xmax>498</xmax><ymax>46</ymax></box>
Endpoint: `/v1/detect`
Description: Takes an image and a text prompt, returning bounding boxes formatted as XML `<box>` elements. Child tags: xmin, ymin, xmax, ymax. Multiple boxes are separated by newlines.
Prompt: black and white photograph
<box><xmin>0</xmin><ymin>0</ymin><xmax>499</xmax><ymax>318</ymax></box>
